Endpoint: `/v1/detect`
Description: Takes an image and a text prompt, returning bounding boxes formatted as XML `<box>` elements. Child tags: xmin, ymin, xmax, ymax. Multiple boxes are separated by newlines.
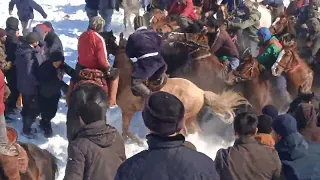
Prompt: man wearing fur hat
<box><xmin>225</xmin><ymin>0</ymin><xmax>261</xmax><ymax>57</ymax></box>
<box><xmin>115</xmin><ymin>91</ymin><xmax>219</xmax><ymax>180</ymax></box>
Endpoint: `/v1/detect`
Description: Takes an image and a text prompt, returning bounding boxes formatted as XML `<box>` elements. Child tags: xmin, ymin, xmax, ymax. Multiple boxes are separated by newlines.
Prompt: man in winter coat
<box><xmin>294</xmin><ymin>103</ymin><xmax>320</xmax><ymax>144</ymax></box>
<box><xmin>305</xmin><ymin>17</ymin><xmax>320</xmax><ymax>65</ymax></box>
<box><xmin>115</xmin><ymin>91</ymin><xmax>219</xmax><ymax>180</ymax></box>
<box><xmin>206</xmin><ymin>19</ymin><xmax>240</xmax><ymax>72</ymax></box>
<box><xmin>226</xmin><ymin>0</ymin><xmax>261</xmax><ymax>57</ymax></box>
<box><xmin>15</xmin><ymin>32</ymin><xmax>43</xmax><ymax>138</ymax></box>
<box><xmin>85</xmin><ymin>0</ymin><xmax>99</xmax><ymax>23</ymax></box>
<box><xmin>255</xmin><ymin>114</ymin><xmax>276</xmax><ymax>148</ymax></box>
<box><xmin>0</xmin><ymin>68</ymin><xmax>20</xmax><ymax>180</ymax></box>
<box><xmin>169</xmin><ymin>0</ymin><xmax>200</xmax><ymax>32</ymax></box>
<box><xmin>126</xmin><ymin>16</ymin><xmax>167</xmax><ymax>97</ymax></box>
<box><xmin>272</xmin><ymin>114</ymin><xmax>320</xmax><ymax>180</ymax></box>
<box><xmin>0</xmin><ymin>29</ymin><xmax>12</xmax><ymax>72</ymax></box>
<box><xmin>215</xmin><ymin>112</ymin><xmax>281</xmax><ymax>180</ymax></box>
<box><xmin>71</xmin><ymin>16</ymin><xmax>119</xmax><ymax>107</ymax></box>
<box><xmin>99</xmin><ymin>0</ymin><xmax>120</xmax><ymax>33</ymax></box>
<box><xmin>34</xmin><ymin>23</ymin><xmax>64</xmax><ymax>138</ymax></box>
<box><xmin>9</xmin><ymin>0</ymin><xmax>47</xmax><ymax>36</ymax></box>
<box><xmin>64</xmin><ymin>83</ymin><xmax>126</xmax><ymax>180</ymax></box>
<box><xmin>4</xmin><ymin>17</ymin><xmax>21</xmax><ymax>118</ymax></box>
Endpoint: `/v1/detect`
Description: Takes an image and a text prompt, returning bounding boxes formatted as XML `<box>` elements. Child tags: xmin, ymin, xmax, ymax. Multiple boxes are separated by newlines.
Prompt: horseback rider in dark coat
<box><xmin>126</xmin><ymin>16</ymin><xmax>167</xmax><ymax>97</ymax></box>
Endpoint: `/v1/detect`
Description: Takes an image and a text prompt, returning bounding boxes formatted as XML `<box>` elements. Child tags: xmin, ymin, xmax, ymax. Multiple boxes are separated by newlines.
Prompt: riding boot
<box><xmin>39</xmin><ymin>120</ymin><xmax>53</xmax><ymax>138</ymax></box>
<box><xmin>131</xmin><ymin>80</ymin><xmax>151</xmax><ymax>98</ymax></box>
<box><xmin>0</xmin><ymin>154</ymin><xmax>20</xmax><ymax>180</ymax></box>
<box><xmin>108</xmin><ymin>75</ymin><xmax>119</xmax><ymax>107</ymax></box>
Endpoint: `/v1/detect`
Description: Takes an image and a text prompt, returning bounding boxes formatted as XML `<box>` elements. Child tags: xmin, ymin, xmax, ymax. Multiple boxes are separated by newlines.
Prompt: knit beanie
<box><xmin>0</xmin><ymin>28</ymin><xmax>6</xmax><ymax>38</ymax></box>
<box><xmin>257</xmin><ymin>115</ymin><xmax>273</xmax><ymax>134</ymax></box>
<box><xmin>262</xmin><ymin>105</ymin><xmax>278</xmax><ymax>119</ymax></box>
<box><xmin>25</xmin><ymin>32</ymin><xmax>41</xmax><ymax>44</ymax></box>
<box><xmin>6</xmin><ymin>17</ymin><xmax>19</xmax><ymax>31</ymax></box>
<box><xmin>89</xmin><ymin>16</ymin><xmax>105</xmax><ymax>32</ymax></box>
<box><xmin>142</xmin><ymin>91</ymin><xmax>185</xmax><ymax>136</ymax></box>
<box><xmin>272</xmin><ymin>114</ymin><xmax>298</xmax><ymax>137</ymax></box>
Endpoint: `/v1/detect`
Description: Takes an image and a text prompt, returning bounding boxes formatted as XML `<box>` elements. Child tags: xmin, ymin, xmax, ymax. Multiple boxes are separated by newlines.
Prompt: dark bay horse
<box><xmin>0</xmin><ymin>127</ymin><xmax>58</xmax><ymax>180</ymax></box>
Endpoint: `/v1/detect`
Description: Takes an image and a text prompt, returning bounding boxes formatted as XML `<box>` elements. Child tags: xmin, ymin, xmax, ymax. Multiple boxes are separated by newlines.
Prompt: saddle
<box><xmin>5</xmin><ymin>127</ymin><xmax>29</xmax><ymax>174</ymax></box>
<box><xmin>144</xmin><ymin>74</ymin><xmax>169</xmax><ymax>92</ymax></box>
<box><xmin>73</xmin><ymin>68</ymin><xmax>108</xmax><ymax>93</ymax></box>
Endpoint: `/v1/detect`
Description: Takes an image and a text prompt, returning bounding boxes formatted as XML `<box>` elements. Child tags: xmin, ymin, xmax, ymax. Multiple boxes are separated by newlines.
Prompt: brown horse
<box><xmin>166</xmin><ymin>32</ymin><xmax>228</xmax><ymax>92</ymax></box>
<box><xmin>269</xmin><ymin>14</ymin><xmax>297</xmax><ymax>38</ymax></box>
<box><xmin>226</xmin><ymin>56</ymin><xmax>274</xmax><ymax>114</ymax></box>
<box><xmin>0</xmin><ymin>127</ymin><xmax>58</xmax><ymax>180</ymax></box>
<box><xmin>271</xmin><ymin>37</ymin><xmax>313</xmax><ymax>97</ymax></box>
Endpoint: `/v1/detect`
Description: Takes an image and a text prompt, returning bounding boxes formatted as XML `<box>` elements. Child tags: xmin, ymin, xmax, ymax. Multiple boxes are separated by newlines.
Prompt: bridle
<box><xmin>232</xmin><ymin>60</ymin><xmax>257</xmax><ymax>82</ymax></box>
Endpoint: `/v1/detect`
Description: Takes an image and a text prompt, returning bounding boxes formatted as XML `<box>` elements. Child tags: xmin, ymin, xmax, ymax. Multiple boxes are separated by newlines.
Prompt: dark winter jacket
<box><xmin>115</xmin><ymin>134</ymin><xmax>219</xmax><ymax>180</ymax></box>
<box><xmin>5</xmin><ymin>29</ymin><xmax>20</xmax><ymax>64</ymax></box>
<box><xmin>0</xmin><ymin>42</ymin><xmax>12</xmax><ymax>72</ymax></box>
<box><xmin>99</xmin><ymin>0</ymin><xmax>120</xmax><ymax>11</ymax></box>
<box><xmin>295</xmin><ymin>103</ymin><xmax>320</xmax><ymax>144</ymax></box>
<box><xmin>64</xmin><ymin>121</ymin><xmax>126</xmax><ymax>180</ymax></box>
<box><xmin>9</xmin><ymin>0</ymin><xmax>47</xmax><ymax>21</ymax></box>
<box><xmin>215</xmin><ymin>137</ymin><xmax>281</xmax><ymax>180</ymax></box>
<box><xmin>44</xmin><ymin>31</ymin><xmax>64</xmax><ymax>62</ymax></box>
<box><xmin>209</xmin><ymin>29</ymin><xmax>239</xmax><ymax>59</ymax></box>
<box><xmin>85</xmin><ymin>0</ymin><xmax>99</xmax><ymax>10</ymax></box>
<box><xmin>126</xmin><ymin>27</ymin><xmax>166</xmax><ymax>79</ymax></box>
<box><xmin>275</xmin><ymin>132</ymin><xmax>320</xmax><ymax>180</ymax></box>
<box><xmin>15</xmin><ymin>43</ymin><xmax>43</xmax><ymax>95</ymax></box>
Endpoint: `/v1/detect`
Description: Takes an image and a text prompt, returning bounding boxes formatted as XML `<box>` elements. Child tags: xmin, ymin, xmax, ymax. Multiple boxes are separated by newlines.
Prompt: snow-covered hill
<box><xmin>0</xmin><ymin>0</ymin><xmax>292</xmax><ymax>179</ymax></box>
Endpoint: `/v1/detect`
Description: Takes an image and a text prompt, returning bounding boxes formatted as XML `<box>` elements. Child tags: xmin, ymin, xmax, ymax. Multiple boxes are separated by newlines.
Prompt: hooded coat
<box><xmin>15</xmin><ymin>43</ymin><xmax>43</xmax><ymax>95</ymax></box>
<box><xmin>256</xmin><ymin>27</ymin><xmax>282</xmax><ymax>69</ymax></box>
<box><xmin>64</xmin><ymin>121</ymin><xmax>126</xmax><ymax>180</ymax></box>
<box><xmin>295</xmin><ymin>103</ymin><xmax>320</xmax><ymax>144</ymax></box>
<box><xmin>9</xmin><ymin>0</ymin><xmax>47</xmax><ymax>21</ymax></box>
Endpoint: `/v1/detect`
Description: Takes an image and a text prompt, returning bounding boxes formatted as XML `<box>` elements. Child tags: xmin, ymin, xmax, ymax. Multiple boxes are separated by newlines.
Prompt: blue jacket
<box><xmin>126</xmin><ymin>27</ymin><xmax>166</xmax><ymax>79</ymax></box>
<box><xmin>9</xmin><ymin>0</ymin><xmax>47</xmax><ymax>21</ymax></box>
<box><xmin>85</xmin><ymin>0</ymin><xmax>99</xmax><ymax>10</ymax></box>
<box><xmin>115</xmin><ymin>134</ymin><xmax>219</xmax><ymax>180</ymax></box>
<box><xmin>15</xmin><ymin>43</ymin><xmax>43</xmax><ymax>95</ymax></box>
<box><xmin>275</xmin><ymin>132</ymin><xmax>320</xmax><ymax>180</ymax></box>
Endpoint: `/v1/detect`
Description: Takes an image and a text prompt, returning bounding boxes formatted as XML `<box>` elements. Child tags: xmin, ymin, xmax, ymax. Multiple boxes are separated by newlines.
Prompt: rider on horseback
<box><xmin>226</xmin><ymin>0</ymin><xmax>261</xmax><ymax>57</ymax></box>
<box><xmin>168</xmin><ymin>0</ymin><xmax>201</xmax><ymax>32</ymax></box>
<box><xmin>70</xmin><ymin>16</ymin><xmax>119</xmax><ymax>106</ymax></box>
<box><xmin>126</xmin><ymin>16</ymin><xmax>167</xmax><ymax>97</ymax></box>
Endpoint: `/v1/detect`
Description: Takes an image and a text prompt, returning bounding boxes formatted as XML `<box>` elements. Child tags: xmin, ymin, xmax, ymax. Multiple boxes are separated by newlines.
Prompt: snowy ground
<box><xmin>0</xmin><ymin>0</ymin><xmax>291</xmax><ymax>179</ymax></box>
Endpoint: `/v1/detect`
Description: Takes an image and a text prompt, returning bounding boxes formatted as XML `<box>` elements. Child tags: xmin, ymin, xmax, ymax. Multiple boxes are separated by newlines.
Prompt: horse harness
<box><xmin>233</xmin><ymin>60</ymin><xmax>257</xmax><ymax>82</ymax></box>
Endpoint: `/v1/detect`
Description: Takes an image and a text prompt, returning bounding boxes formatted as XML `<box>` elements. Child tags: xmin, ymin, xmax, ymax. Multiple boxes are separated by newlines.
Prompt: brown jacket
<box><xmin>0</xmin><ymin>42</ymin><xmax>12</xmax><ymax>72</ymax></box>
<box><xmin>255</xmin><ymin>133</ymin><xmax>275</xmax><ymax>148</ymax></box>
<box><xmin>215</xmin><ymin>137</ymin><xmax>281</xmax><ymax>180</ymax></box>
<box><xmin>295</xmin><ymin>103</ymin><xmax>320</xmax><ymax>144</ymax></box>
<box><xmin>64</xmin><ymin>121</ymin><xmax>126</xmax><ymax>180</ymax></box>
<box><xmin>210</xmin><ymin>29</ymin><xmax>239</xmax><ymax>59</ymax></box>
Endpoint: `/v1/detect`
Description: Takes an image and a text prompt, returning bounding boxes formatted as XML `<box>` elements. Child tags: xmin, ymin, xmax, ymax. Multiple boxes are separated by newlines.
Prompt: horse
<box><xmin>226</xmin><ymin>56</ymin><xmax>274</xmax><ymax>114</ymax></box>
<box><xmin>271</xmin><ymin>34</ymin><xmax>314</xmax><ymax>97</ymax></box>
<box><xmin>122</xmin><ymin>0</ymin><xmax>140</xmax><ymax>29</ymax></box>
<box><xmin>269</xmin><ymin>14</ymin><xmax>297</xmax><ymax>38</ymax></box>
<box><xmin>0</xmin><ymin>127</ymin><xmax>58</xmax><ymax>180</ymax></box>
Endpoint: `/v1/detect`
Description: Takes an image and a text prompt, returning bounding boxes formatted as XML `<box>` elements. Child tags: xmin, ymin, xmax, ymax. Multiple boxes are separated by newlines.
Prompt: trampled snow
<box><xmin>0</xmin><ymin>0</ymin><xmax>290</xmax><ymax>179</ymax></box>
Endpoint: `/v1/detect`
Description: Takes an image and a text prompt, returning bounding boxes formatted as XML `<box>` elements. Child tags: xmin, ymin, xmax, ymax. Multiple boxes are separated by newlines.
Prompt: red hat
<box><xmin>37</xmin><ymin>24</ymin><xmax>52</xmax><ymax>33</ymax></box>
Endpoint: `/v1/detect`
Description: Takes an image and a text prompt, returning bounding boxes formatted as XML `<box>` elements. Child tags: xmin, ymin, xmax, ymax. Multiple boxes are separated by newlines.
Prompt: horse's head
<box><xmin>226</xmin><ymin>56</ymin><xmax>260</xmax><ymax>85</ymax></box>
<box><xmin>99</xmin><ymin>31</ymin><xmax>118</xmax><ymax>55</ymax></box>
<box><xmin>158</xmin><ymin>21</ymin><xmax>179</xmax><ymax>34</ymax></box>
<box><xmin>216</xmin><ymin>4</ymin><xmax>229</xmax><ymax>21</ymax></box>
<box><xmin>272</xmin><ymin>34</ymin><xmax>299</xmax><ymax>76</ymax></box>
<box><xmin>270</xmin><ymin>14</ymin><xmax>297</xmax><ymax>36</ymax></box>
<box><xmin>151</xmin><ymin>9</ymin><xmax>166</xmax><ymax>24</ymax></box>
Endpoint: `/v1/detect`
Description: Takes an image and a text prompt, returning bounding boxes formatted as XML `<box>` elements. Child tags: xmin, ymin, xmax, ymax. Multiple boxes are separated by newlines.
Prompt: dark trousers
<box><xmin>39</xmin><ymin>94</ymin><xmax>60</xmax><ymax>122</ymax></box>
<box><xmin>21</xmin><ymin>94</ymin><xmax>39</xmax><ymax>132</ymax></box>
<box><xmin>5</xmin><ymin>66</ymin><xmax>19</xmax><ymax>112</ymax></box>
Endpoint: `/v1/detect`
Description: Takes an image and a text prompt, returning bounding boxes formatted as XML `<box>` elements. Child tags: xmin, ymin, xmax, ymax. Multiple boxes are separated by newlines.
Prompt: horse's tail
<box><xmin>203</xmin><ymin>90</ymin><xmax>249</xmax><ymax>124</ymax></box>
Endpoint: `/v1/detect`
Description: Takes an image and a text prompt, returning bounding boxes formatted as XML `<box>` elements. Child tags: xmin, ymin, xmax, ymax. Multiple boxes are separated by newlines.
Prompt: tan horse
<box><xmin>226</xmin><ymin>56</ymin><xmax>274</xmax><ymax>114</ymax></box>
<box><xmin>115</xmin><ymin>37</ymin><xmax>248</xmax><ymax>143</ymax></box>
<box><xmin>269</xmin><ymin>14</ymin><xmax>297</xmax><ymax>37</ymax></box>
<box><xmin>271</xmin><ymin>42</ymin><xmax>313</xmax><ymax>97</ymax></box>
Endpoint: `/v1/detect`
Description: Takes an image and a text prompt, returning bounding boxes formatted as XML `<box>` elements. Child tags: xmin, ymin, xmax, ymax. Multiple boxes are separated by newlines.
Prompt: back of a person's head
<box><xmin>69</xmin><ymin>83</ymin><xmax>109</xmax><ymax>125</ymax></box>
<box><xmin>257</xmin><ymin>115</ymin><xmax>273</xmax><ymax>134</ymax></box>
<box><xmin>294</xmin><ymin>103</ymin><xmax>317</xmax><ymax>130</ymax></box>
<box><xmin>6</xmin><ymin>17</ymin><xmax>19</xmax><ymax>31</ymax></box>
<box><xmin>262</xmin><ymin>105</ymin><xmax>278</xmax><ymax>119</ymax></box>
<box><xmin>272</xmin><ymin>114</ymin><xmax>298</xmax><ymax>137</ymax></box>
<box><xmin>89</xmin><ymin>16</ymin><xmax>105</xmax><ymax>32</ymax></box>
<box><xmin>234</xmin><ymin>112</ymin><xmax>258</xmax><ymax>136</ymax></box>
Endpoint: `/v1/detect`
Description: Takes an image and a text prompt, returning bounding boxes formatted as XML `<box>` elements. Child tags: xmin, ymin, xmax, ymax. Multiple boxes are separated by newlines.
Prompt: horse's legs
<box><xmin>122</xmin><ymin>111</ymin><xmax>143</xmax><ymax>145</ymax></box>
<box><xmin>123</xmin><ymin>10</ymin><xmax>128</xmax><ymax>29</ymax></box>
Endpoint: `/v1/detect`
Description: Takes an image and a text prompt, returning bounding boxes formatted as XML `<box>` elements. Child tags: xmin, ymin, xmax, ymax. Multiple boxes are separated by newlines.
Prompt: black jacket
<box><xmin>115</xmin><ymin>134</ymin><xmax>219</xmax><ymax>180</ymax></box>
